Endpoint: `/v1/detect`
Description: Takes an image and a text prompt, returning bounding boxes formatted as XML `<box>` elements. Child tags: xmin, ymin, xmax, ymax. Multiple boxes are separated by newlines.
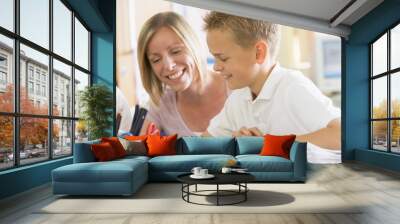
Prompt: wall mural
<box><xmin>116</xmin><ymin>0</ymin><xmax>342</xmax><ymax>164</ymax></box>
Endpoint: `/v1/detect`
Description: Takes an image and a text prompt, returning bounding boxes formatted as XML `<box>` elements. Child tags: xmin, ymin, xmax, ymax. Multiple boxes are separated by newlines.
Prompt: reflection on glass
<box><xmin>20</xmin><ymin>117</ymin><xmax>49</xmax><ymax>165</ymax></box>
<box><xmin>372</xmin><ymin>33</ymin><xmax>387</xmax><ymax>76</ymax></box>
<box><xmin>391</xmin><ymin>24</ymin><xmax>400</xmax><ymax>70</ymax></box>
<box><xmin>20</xmin><ymin>0</ymin><xmax>49</xmax><ymax>49</ymax></box>
<box><xmin>0</xmin><ymin>0</ymin><xmax>14</xmax><ymax>31</ymax></box>
<box><xmin>75</xmin><ymin>120</ymin><xmax>88</xmax><ymax>143</ymax></box>
<box><xmin>53</xmin><ymin>119</ymin><xmax>72</xmax><ymax>158</ymax></box>
<box><xmin>74</xmin><ymin>69</ymin><xmax>89</xmax><ymax>118</ymax></box>
<box><xmin>391</xmin><ymin>120</ymin><xmax>400</xmax><ymax>153</ymax></box>
<box><xmin>74</xmin><ymin>18</ymin><xmax>89</xmax><ymax>70</ymax></box>
<box><xmin>372</xmin><ymin>77</ymin><xmax>387</xmax><ymax>119</ymax></box>
<box><xmin>0</xmin><ymin>34</ymin><xmax>14</xmax><ymax>112</ymax></box>
<box><xmin>53</xmin><ymin>0</ymin><xmax>72</xmax><ymax>60</ymax></box>
<box><xmin>53</xmin><ymin>59</ymin><xmax>72</xmax><ymax>116</ymax></box>
<box><xmin>372</xmin><ymin>121</ymin><xmax>388</xmax><ymax>151</ymax></box>
<box><xmin>20</xmin><ymin>44</ymin><xmax>49</xmax><ymax>115</ymax></box>
<box><xmin>391</xmin><ymin>72</ymin><xmax>400</xmax><ymax>118</ymax></box>
<box><xmin>0</xmin><ymin>116</ymin><xmax>13</xmax><ymax>170</ymax></box>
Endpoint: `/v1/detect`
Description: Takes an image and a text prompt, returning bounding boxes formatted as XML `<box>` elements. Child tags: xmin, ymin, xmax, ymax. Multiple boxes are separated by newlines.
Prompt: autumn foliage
<box><xmin>0</xmin><ymin>84</ymin><xmax>59</xmax><ymax>150</ymax></box>
<box><xmin>372</xmin><ymin>99</ymin><xmax>400</xmax><ymax>141</ymax></box>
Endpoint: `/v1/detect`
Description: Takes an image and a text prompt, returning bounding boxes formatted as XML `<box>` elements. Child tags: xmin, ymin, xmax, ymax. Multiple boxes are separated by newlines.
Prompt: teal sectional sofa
<box><xmin>52</xmin><ymin>137</ymin><xmax>307</xmax><ymax>196</ymax></box>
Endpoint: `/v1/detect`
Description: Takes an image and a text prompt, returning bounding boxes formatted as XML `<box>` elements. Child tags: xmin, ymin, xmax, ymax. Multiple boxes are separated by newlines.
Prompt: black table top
<box><xmin>177</xmin><ymin>172</ymin><xmax>255</xmax><ymax>185</ymax></box>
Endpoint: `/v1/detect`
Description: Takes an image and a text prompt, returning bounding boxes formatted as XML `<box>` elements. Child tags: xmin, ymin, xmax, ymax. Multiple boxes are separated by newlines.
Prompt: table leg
<box><xmin>245</xmin><ymin>183</ymin><xmax>247</xmax><ymax>201</ymax></box>
<box><xmin>181</xmin><ymin>184</ymin><xmax>183</xmax><ymax>199</ymax></box>
<box><xmin>217</xmin><ymin>184</ymin><xmax>219</xmax><ymax>206</ymax></box>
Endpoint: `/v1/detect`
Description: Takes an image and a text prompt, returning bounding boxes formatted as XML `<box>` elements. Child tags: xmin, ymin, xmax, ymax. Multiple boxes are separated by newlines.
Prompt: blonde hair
<box><xmin>137</xmin><ymin>12</ymin><xmax>206</xmax><ymax>106</ymax></box>
<box><xmin>203</xmin><ymin>11</ymin><xmax>281</xmax><ymax>60</ymax></box>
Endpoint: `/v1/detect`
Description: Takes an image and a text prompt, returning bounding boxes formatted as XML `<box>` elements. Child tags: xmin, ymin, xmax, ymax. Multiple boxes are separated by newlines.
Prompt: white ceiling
<box><xmin>168</xmin><ymin>0</ymin><xmax>384</xmax><ymax>38</ymax></box>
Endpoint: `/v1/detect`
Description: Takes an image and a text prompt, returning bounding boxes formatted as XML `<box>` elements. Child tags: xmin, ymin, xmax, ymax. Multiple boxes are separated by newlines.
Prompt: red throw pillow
<box><xmin>91</xmin><ymin>142</ymin><xmax>117</xmax><ymax>161</ymax></box>
<box><xmin>101</xmin><ymin>137</ymin><xmax>126</xmax><ymax>158</ymax></box>
<box><xmin>260</xmin><ymin>134</ymin><xmax>296</xmax><ymax>159</ymax></box>
<box><xmin>146</xmin><ymin>134</ymin><xmax>177</xmax><ymax>157</ymax></box>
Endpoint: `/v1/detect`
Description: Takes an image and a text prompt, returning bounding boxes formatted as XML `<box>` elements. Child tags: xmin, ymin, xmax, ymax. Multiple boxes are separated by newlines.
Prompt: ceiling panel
<box><xmin>227</xmin><ymin>0</ymin><xmax>352</xmax><ymax>21</ymax></box>
<box><xmin>169</xmin><ymin>0</ymin><xmax>384</xmax><ymax>38</ymax></box>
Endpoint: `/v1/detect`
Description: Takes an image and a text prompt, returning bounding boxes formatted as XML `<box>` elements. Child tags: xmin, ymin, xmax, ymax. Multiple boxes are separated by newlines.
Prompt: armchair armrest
<box><xmin>73</xmin><ymin>140</ymin><xmax>100</xmax><ymax>163</ymax></box>
<box><xmin>289</xmin><ymin>141</ymin><xmax>307</xmax><ymax>181</ymax></box>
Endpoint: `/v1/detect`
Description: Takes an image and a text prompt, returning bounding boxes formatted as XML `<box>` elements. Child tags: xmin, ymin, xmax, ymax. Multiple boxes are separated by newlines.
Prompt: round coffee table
<box><xmin>177</xmin><ymin>172</ymin><xmax>255</xmax><ymax>206</ymax></box>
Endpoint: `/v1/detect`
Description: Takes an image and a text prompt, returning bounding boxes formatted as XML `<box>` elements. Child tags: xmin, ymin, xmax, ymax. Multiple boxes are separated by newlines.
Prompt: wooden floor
<box><xmin>1</xmin><ymin>162</ymin><xmax>400</xmax><ymax>224</ymax></box>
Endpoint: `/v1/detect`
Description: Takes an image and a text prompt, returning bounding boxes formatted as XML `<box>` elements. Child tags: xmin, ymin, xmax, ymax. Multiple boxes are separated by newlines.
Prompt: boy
<box><xmin>202</xmin><ymin>12</ymin><xmax>341</xmax><ymax>161</ymax></box>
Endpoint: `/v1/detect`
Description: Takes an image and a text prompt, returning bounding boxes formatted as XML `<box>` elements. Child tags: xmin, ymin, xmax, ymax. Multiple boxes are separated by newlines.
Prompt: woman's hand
<box><xmin>232</xmin><ymin>127</ymin><xmax>263</xmax><ymax>137</ymax></box>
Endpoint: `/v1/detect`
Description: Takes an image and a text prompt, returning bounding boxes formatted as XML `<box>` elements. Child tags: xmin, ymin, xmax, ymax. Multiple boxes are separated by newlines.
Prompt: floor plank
<box><xmin>1</xmin><ymin>162</ymin><xmax>400</xmax><ymax>224</ymax></box>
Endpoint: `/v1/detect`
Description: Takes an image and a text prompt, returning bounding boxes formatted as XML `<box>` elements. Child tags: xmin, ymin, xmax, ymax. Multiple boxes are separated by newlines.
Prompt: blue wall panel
<box><xmin>0</xmin><ymin>158</ymin><xmax>72</xmax><ymax>199</ymax></box>
<box><xmin>344</xmin><ymin>0</ymin><xmax>400</xmax><ymax>171</ymax></box>
<box><xmin>91</xmin><ymin>32</ymin><xmax>115</xmax><ymax>135</ymax></box>
<box><xmin>343</xmin><ymin>44</ymin><xmax>370</xmax><ymax>160</ymax></box>
<box><xmin>355</xmin><ymin>148</ymin><xmax>400</xmax><ymax>172</ymax></box>
<box><xmin>0</xmin><ymin>0</ymin><xmax>116</xmax><ymax>200</ymax></box>
<box><xmin>92</xmin><ymin>33</ymin><xmax>114</xmax><ymax>87</ymax></box>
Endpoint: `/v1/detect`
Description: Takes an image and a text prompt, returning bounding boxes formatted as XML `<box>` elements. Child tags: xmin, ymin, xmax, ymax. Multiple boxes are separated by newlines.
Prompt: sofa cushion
<box><xmin>236</xmin><ymin>137</ymin><xmax>264</xmax><ymax>155</ymax></box>
<box><xmin>177</xmin><ymin>137</ymin><xmax>236</xmax><ymax>155</ymax></box>
<box><xmin>148</xmin><ymin>154</ymin><xmax>235</xmax><ymax>172</ymax></box>
<box><xmin>52</xmin><ymin>158</ymin><xmax>147</xmax><ymax>183</ymax></box>
<box><xmin>115</xmin><ymin>155</ymin><xmax>150</xmax><ymax>163</ymax></box>
<box><xmin>236</xmin><ymin>155</ymin><xmax>293</xmax><ymax>172</ymax></box>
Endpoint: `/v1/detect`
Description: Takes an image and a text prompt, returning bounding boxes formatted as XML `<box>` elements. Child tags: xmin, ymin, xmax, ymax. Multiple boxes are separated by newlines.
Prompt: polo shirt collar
<box><xmin>240</xmin><ymin>63</ymin><xmax>283</xmax><ymax>102</ymax></box>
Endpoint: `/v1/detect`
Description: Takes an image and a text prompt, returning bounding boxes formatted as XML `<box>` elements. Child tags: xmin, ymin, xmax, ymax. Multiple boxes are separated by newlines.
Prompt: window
<box><xmin>42</xmin><ymin>85</ymin><xmax>46</xmax><ymax>97</ymax></box>
<box><xmin>0</xmin><ymin>54</ymin><xmax>8</xmax><ymax>87</ymax></box>
<box><xmin>0</xmin><ymin>54</ymin><xmax>7</xmax><ymax>67</ymax></box>
<box><xmin>371</xmin><ymin>23</ymin><xmax>400</xmax><ymax>154</ymax></box>
<box><xmin>0</xmin><ymin>71</ymin><xmax>6</xmax><ymax>85</ymax></box>
<box><xmin>35</xmin><ymin>70</ymin><xmax>40</xmax><ymax>81</ymax></box>
<box><xmin>53</xmin><ymin>59</ymin><xmax>71</xmax><ymax>117</ymax></box>
<box><xmin>0</xmin><ymin>0</ymin><xmax>14</xmax><ymax>32</ymax></box>
<box><xmin>75</xmin><ymin>18</ymin><xmax>89</xmax><ymax>70</ymax></box>
<box><xmin>20</xmin><ymin>0</ymin><xmax>49</xmax><ymax>49</ymax></box>
<box><xmin>0</xmin><ymin>34</ymin><xmax>13</xmax><ymax>113</ymax></box>
<box><xmin>0</xmin><ymin>116</ymin><xmax>13</xmax><ymax>170</ymax></box>
<box><xmin>53</xmin><ymin>119</ymin><xmax>72</xmax><ymax>158</ymax></box>
<box><xmin>0</xmin><ymin>0</ymin><xmax>91</xmax><ymax>170</ymax></box>
<box><xmin>74</xmin><ymin>69</ymin><xmax>89</xmax><ymax>118</ymax></box>
<box><xmin>28</xmin><ymin>81</ymin><xmax>34</xmax><ymax>94</ymax></box>
<box><xmin>36</xmin><ymin>83</ymin><xmax>40</xmax><ymax>95</ymax></box>
<box><xmin>28</xmin><ymin>67</ymin><xmax>34</xmax><ymax>80</ymax></box>
<box><xmin>53</xmin><ymin>0</ymin><xmax>72</xmax><ymax>60</ymax></box>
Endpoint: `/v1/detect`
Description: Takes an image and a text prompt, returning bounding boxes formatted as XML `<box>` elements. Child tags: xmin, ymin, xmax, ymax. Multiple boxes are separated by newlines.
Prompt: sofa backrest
<box><xmin>176</xmin><ymin>137</ymin><xmax>236</xmax><ymax>155</ymax></box>
<box><xmin>235</xmin><ymin>137</ymin><xmax>264</xmax><ymax>155</ymax></box>
<box><xmin>73</xmin><ymin>139</ymin><xmax>100</xmax><ymax>163</ymax></box>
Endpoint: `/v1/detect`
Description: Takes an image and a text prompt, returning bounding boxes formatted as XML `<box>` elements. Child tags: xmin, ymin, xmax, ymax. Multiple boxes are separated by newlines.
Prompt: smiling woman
<box><xmin>136</xmin><ymin>12</ymin><xmax>228</xmax><ymax>137</ymax></box>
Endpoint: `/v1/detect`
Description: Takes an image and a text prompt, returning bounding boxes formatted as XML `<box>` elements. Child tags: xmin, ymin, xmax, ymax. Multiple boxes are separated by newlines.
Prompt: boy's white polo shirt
<box><xmin>207</xmin><ymin>64</ymin><xmax>341</xmax><ymax>163</ymax></box>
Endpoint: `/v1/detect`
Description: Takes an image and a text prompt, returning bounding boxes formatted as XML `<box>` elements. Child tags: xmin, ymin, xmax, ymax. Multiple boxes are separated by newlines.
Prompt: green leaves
<box><xmin>79</xmin><ymin>84</ymin><xmax>113</xmax><ymax>140</ymax></box>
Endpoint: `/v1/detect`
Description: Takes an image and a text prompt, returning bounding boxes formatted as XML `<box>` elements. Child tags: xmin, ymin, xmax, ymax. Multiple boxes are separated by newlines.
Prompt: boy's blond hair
<box><xmin>204</xmin><ymin>11</ymin><xmax>281</xmax><ymax>60</ymax></box>
<box><xmin>137</xmin><ymin>12</ymin><xmax>206</xmax><ymax>106</ymax></box>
